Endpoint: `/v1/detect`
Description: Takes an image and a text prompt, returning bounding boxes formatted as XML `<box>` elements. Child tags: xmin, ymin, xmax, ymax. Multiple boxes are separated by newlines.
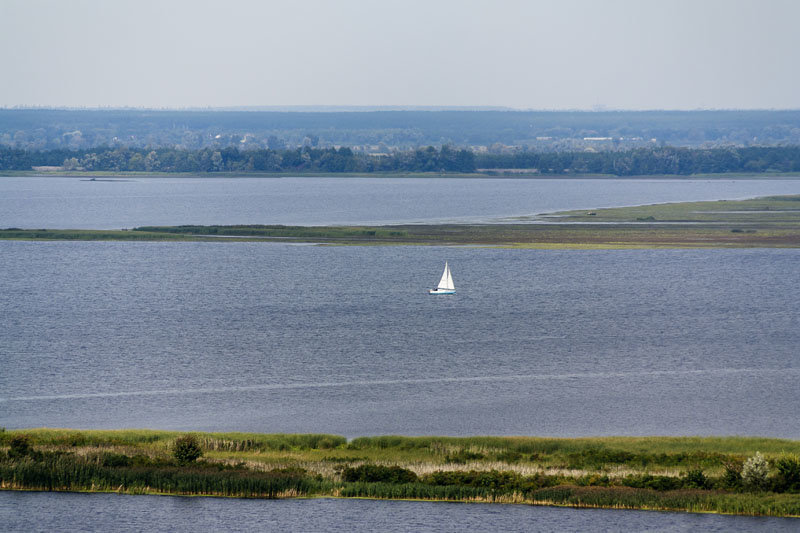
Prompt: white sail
<box><xmin>437</xmin><ymin>262</ymin><xmax>455</xmax><ymax>290</ymax></box>
<box><xmin>445</xmin><ymin>264</ymin><xmax>455</xmax><ymax>290</ymax></box>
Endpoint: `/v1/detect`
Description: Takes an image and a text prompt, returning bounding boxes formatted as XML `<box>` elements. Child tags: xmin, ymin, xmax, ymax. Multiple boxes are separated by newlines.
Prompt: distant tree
<box><xmin>80</xmin><ymin>153</ymin><xmax>99</xmax><ymax>171</ymax></box>
<box><xmin>211</xmin><ymin>151</ymin><xmax>223</xmax><ymax>171</ymax></box>
<box><xmin>144</xmin><ymin>151</ymin><xmax>160</xmax><ymax>172</ymax></box>
<box><xmin>128</xmin><ymin>153</ymin><xmax>145</xmax><ymax>171</ymax></box>
<box><xmin>62</xmin><ymin>157</ymin><xmax>80</xmax><ymax>170</ymax></box>
<box><xmin>267</xmin><ymin>136</ymin><xmax>284</xmax><ymax>150</ymax></box>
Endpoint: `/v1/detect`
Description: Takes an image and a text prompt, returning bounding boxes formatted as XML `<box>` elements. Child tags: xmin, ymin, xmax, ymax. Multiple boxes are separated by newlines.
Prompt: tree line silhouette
<box><xmin>2</xmin><ymin>145</ymin><xmax>799</xmax><ymax>175</ymax></box>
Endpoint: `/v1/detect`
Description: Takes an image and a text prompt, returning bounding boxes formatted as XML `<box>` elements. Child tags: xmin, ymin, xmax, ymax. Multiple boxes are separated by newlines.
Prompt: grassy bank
<box><xmin>2</xmin><ymin>195</ymin><xmax>800</xmax><ymax>248</ymax></box>
<box><xmin>545</xmin><ymin>194</ymin><xmax>800</xmax><ymax>224</ymax></box>
<box><xmin>1</xmin><ymin>429</ymin><xmax>799</xmax><ymax>517</ymax></box>
<box><xmin>2</xmin><ymin>225</ymin><xmax>798</xmax><ymax>248</ymax></box>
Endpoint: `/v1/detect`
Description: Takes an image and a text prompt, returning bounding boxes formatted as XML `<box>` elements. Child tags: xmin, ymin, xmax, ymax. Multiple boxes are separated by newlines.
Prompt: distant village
<box><xmin>3</xmin><ymin>109</ymin><xmax>799</xmax><ymax>154</ymax></box>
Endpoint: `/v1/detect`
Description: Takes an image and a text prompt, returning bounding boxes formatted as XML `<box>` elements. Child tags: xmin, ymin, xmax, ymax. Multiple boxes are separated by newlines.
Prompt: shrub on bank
<box><xmin>684</xmin><ymin>469</ymin><xmax>709</xmax><ymax>490</ymax></box>
<box><xmin>773</xmin><ymin>455</ymin><xmax>800</xmax><ymax>493</ymax></box>
<box><xmin>341</xmin><ymin>465</ymin><xmax>418</xmax><ymax>484</ymax></box>
<box><xmin>620</xmin><ymin>474</ymin><xmax>683</xmax><ymax>492</ymax></box>
<box><xmin>742</xmin><ymin>452</ymin><xmax>770</xmax><ymax>491</ymax></box>
<box><xmin>722</xmin><ymin>459</ymin><xmax>743</xmax><ymax>489</ymax></box>
<box><xmin>172</xmin><ymin>435</ymin><xmax>203</xmax><ymax>466</ymax></box>
<box><xmin>8</xmin><ymin>435</ymin><xmax>32</xmax><ymax>459</ymax></box>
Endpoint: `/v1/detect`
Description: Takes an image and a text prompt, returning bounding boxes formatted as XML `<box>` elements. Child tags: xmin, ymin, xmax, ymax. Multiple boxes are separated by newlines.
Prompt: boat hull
<box><xmin>428</xmin><ymin>289</ymin><xmax>456</xmax><ymax>295</ymax></box>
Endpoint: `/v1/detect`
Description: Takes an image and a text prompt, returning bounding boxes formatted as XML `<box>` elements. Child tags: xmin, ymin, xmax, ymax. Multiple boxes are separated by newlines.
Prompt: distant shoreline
<box><xmin>3</xmin><ymin>170</ymin><xmax>800</xmax><ymax>180</ymax></box>
<box><xmin>2</xmin><ymin>195</ymin><xmax>799</xmax><ymax>248</ymax></box>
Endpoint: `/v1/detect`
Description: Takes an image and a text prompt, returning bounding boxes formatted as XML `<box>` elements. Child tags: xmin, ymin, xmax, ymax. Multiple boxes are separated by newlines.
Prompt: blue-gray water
<box><xmin>2</xmin><ymin>176</ymin><xmax>800</xmax><ymax>228</ymax></box>
<box><xmin>3</xmin><ymin>176</ymin><xmax>800</xmax><ymax>530</ymax></box>
<box><xmin>2</xmin><ymin>242</ymin><xmax>798</xmax><ymax>437</ymax></box>
<box><xmin>2</xmin><ymin>492</ymin><xmax>798</xmax><ymax>532</ymax></box>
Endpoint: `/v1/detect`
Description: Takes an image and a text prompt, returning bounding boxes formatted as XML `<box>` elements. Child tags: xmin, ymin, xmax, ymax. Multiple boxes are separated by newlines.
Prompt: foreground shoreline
<box><xmin>2</xmin><ymin>195</ymin><xmax>800</xmax><ymax>248</ymax></box>
<box><xmin>2</xmin><ymin>429</ymin><xmax>799</xmax><ymax>517</ymax></box>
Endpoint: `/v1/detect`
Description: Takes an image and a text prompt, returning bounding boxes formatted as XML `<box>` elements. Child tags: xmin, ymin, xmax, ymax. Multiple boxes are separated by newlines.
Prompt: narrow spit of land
<box><xmin>2</xmin><ymin>195</ymin><xmax>800</xmax><ymax>248</ymax></box>
<box><xmin>2</xmin><ymin>429</ymin><xmax>799</xmax><ymax>517</ymax></box>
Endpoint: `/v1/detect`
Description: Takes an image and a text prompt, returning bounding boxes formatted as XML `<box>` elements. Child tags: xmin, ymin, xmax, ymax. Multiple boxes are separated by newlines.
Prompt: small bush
<box><xmin>773</xmin><ymin>455</ymin><xmax>800</xmax><ymax>493</ymax></box>
<box><xmin>742</xmin><ymin>452</ymin><xmax>769</xmax><ymax>491</ymax></box>
<box><xmin>722</xmin><ymin>460</ymin><xmax>743</xmax><ymax>489</ymax></box>
<box><xmin>684</xmin><ymin>469</ymin><xmax>708</xmax><ymax>489</ymax></box>
<box><xmin>101</xmin><ymin>453</ymin><xmax>132</xmax><ymax>467</ymax></box>
<box><xmin>173</xmin><ymin>435</ymin><xmax>203</xmax><ymax>466</ymax></box>
<box><xmin>342</xmin><ymin>464</ymin><xmax>418</xmax><ymax>484</ymax></box>
<box><xmin>620</xmin><ymin>474</ymin><xmax>682</xmax><ymax>492</ymax></box>
<box><xmin>8</xmin><ymin>435</ymin><xmax>32</xmax><ymax>459</ymax></box>
<box><xmin>422</xmin><ymin>469</ymin><xmax>525</xmax><ymax>491</ymax></box>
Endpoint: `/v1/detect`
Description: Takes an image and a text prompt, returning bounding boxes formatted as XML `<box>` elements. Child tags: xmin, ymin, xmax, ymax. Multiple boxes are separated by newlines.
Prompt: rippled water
<box><xmin>3</xmin><ymin>177</ymin><xmax>800</xmax><ymax>529</ymax></box>
<box><xmin>1</xmin><ymin>492</ymin><xmax>797</xmax><ymax>533</ymax></box>
<box><xmin>2</xmin><ymin>242</ymin><xmax>798</xmax><ymax>437</ymax></box>
<box><xmin>2</xmin><ymin>175</ymin><xmax>800</xmax><ymax>228</ymax></box>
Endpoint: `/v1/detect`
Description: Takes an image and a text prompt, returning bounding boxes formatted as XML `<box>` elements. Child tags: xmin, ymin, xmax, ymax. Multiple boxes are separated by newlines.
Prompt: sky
<box><xmin>1</xmin><ymin>0</ymin><xmax>799</xmax><ymax>110</ymax></box>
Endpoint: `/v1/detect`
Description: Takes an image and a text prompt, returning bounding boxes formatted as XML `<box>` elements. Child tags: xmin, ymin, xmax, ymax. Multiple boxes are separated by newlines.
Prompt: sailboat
<box><xmin>429</xmin><ymin>261</ymin><xmax>456</xmax><ymax>295</ymax></box>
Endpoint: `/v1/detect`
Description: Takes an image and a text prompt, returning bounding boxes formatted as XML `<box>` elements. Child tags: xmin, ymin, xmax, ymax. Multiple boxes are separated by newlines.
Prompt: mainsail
<box><xmin>437</xmin><ymin>262</ymin><xmax>455</xmax><ymax>290</ymax></box>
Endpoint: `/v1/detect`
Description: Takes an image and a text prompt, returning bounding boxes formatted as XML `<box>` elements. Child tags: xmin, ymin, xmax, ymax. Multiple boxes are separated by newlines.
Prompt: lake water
<box><xmin>2</xmin><ymin>175</ymin><xmax>800</xmax><ymax>228</ymax></box>
<box><xmin>2</xmin><ymin>176</ymin><xmax>800</xmax><ymax>529</ymax></box>
<box><xmin>2</xmin><ymin>492</ymin><xmax>797</xmax><ymax>532</ymax></box>
<box><xmin>2</xmin><ymin>242</ymin><xmax>798</xmax><ymax>438</ymax></box>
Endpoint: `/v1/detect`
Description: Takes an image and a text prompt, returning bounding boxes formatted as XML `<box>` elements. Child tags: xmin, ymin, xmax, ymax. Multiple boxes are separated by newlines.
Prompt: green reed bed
<box><xmin>2</xmin><ymin>430</ymin><xmax>799</xmax><ymax>516</ymax></box>
<box><xmin>530</xmin><ymin>486</ymin><xmax>800</xmax><ymax>516</ymax></box>
<box><xmin>338</xmin><ymin>481</ymin><xmax>494</xmax><ymax>501</ymax></box>
<box><xmin>2</xmin><ymin>429</ymin><xmax>346</xmax><ymax>453</ymax></box>
<box><xmin>0</xmin><ymin>453</ymin><xmax>331</xmax><ymax>498</ymax></box>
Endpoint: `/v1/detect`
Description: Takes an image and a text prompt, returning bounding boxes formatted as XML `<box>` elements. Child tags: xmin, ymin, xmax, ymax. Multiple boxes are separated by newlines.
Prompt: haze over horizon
<box><xmin>1</xmin><ymin>0</ymin><xmax>799</xmax><ymax>110</ymax></box>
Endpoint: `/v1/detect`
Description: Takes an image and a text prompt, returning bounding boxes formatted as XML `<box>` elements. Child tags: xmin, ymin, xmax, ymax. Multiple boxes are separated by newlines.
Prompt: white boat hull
<box><xmin>429</xmin><ymin>288</ymin><xmax>455</xmax><ymax>295</ymax></box>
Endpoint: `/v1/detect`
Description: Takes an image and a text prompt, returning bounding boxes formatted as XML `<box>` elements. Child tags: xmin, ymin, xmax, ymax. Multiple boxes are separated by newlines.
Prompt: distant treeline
<box><xmin>3</xmin><ymin>109</ymin><xmax>800</xmax><ymax>150</ymax></box>
<box><xmin>2</xmin><ymin>145</ymin><xmax>800</xmax><ymax>175</ymax></box>
<box><xmin>0</xmin><ymin>145</ymin><xmax>476</xmax><ymax>173</ymax></box>
<box><xmin>475</xmin><ymin>145</ymin><xmax>800</xmax><ymax>175</ymax></box>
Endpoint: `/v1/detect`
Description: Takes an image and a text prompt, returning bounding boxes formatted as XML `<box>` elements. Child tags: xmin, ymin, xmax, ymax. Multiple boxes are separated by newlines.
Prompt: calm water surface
<box><xmin>3</xmin><ymin>177</ymin><xmax>800</xmax><ymax>530</ymax></box>
<box><xmin>1</xmin><ymin>492</ymin><xmax>797</xmax><ymax>532</ymax></box>
<box><xmin>2</xmin><ymin>242</ymin><xmax>798</xmax><ymax>437</ymax></box>
<box><xmin>2</xmin><ymin>175</ymin><xmax>800</xmax><ymax>228</ymax></box>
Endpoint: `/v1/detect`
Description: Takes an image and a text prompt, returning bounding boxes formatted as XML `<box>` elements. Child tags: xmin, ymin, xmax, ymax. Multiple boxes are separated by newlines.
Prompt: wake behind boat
<box><xmin>429</xmin><ymin>262</ymin><xmax>455</xmax><ymax>295</ymax></box>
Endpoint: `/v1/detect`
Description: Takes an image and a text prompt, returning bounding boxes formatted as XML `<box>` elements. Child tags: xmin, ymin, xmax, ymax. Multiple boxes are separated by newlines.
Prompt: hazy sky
<box><xmin>1</xmin><ymin>0</ymin><xmax>799</xmax><ymax>110</ymax></box>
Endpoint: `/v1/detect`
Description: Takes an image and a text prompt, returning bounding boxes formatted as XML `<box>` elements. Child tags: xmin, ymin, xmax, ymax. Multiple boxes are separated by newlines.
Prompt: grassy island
<box><xmin>2</xmin><ymin>429</ymin><xmax>799</xmax><ymax>517</ymax></box>
<box><xmin>2</xmin><ymin>195</ymin><xmax>800</xmax><ymax>248</ymax></box>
